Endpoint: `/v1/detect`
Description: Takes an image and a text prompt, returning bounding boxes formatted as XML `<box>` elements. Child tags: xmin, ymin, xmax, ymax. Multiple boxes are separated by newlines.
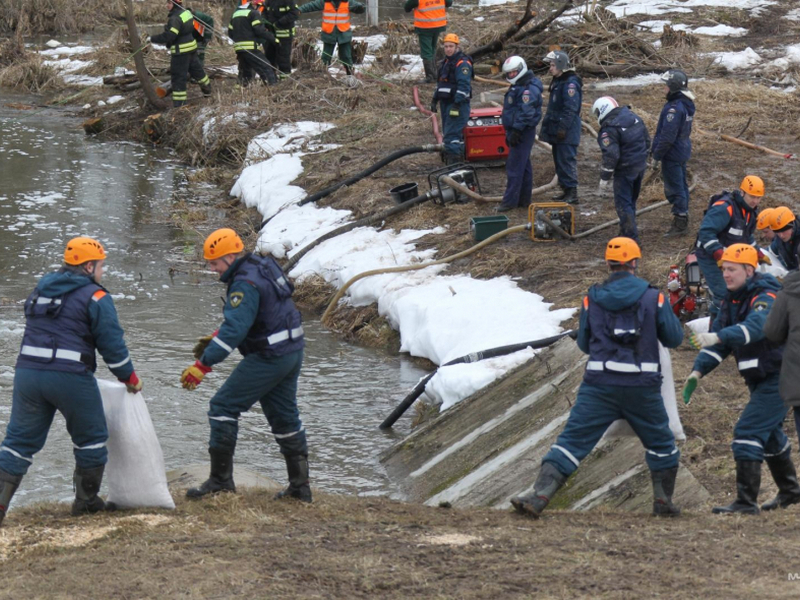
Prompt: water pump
<box><xmin>667</xmin><ymin>252</ymin><xmax>706</xmax><ymax>320</ymax></box>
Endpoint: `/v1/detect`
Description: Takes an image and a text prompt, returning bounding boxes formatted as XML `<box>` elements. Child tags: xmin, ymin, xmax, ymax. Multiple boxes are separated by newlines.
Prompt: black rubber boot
<box><xmin>664</xmin><ymin>214</ymin><xmax>689</xmax><ymax>237</ymax></box>
<box><xmin>274</xmin><ymin>454</ymin><xmax>312</xmax><ymax>503</ymax></box>
<box><xmin>72</xmin><ymin>465</ymin><xmax>111</xmax><ymax>516</ymax></box>
<box><xmin>510</xmin><ymin>462</ymin><xmax>567</xmax><ymax>519</ymax></box>
<box><xmin>562</xmin><ymin>187</ymin><xmax>579</xmax><ymax>205</ymax></box>
<box><xmin>712</xmin><ymin>460</ymin><xmax>761</xmax><ymax>515</ymax></box>
<box><xmin>762</xmin><ymin>451</ymin><xmax>800</xmax><ymax>511</ymax></box>
<box><xmin>651</xmin><ymin>466</ymin><xmax>681</xmax><ymax>517</ymax></box>
<box><xmin>552</xmin><ymin>186</ymin><xmax>568</xmax><ymax>201</ymax></box>
<box><xmin>186</xmin><ymin>448</ymin><xmax>236</xmax><ymax>499</ymax></box>
<box><xmin>0</xmin><ymin>470</ymin><xmax>22</xmax><ymax>527</ymax></box>
<box><xmin>423</xmin><ymin>58</ymin><xmax>437</xmax><ymax>83</ymax></box>
<box><xmin>200</xmin><ymin>83</ymin><xmax>212</xmax><ymax>97</ymax></box>
<box><xmin>443</xmin><ymin>153</ymin><xmax>462</xmax><ymax>166</ymax></box>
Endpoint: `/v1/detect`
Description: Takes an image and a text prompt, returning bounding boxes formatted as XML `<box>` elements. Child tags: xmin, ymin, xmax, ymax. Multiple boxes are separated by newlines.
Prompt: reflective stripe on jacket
<box><xmin>414</xmin><ymin>0</ymin><xmax>446</xmax><ymax>28</ymax></box>
<box><xmin>322</xmin><ymin>0</ymin><xmax>350</xmax><ymax>33</ymax></box>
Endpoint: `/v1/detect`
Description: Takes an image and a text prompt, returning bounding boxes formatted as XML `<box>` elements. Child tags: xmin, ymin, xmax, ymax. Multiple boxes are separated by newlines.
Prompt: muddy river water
<box><xmin>0</xmin><ymin>96</ymin><xmax>427</xmax><ymax>506</ymax></box>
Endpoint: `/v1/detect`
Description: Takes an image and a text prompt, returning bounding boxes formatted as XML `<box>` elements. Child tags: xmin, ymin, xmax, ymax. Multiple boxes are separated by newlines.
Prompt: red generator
<box><xmin>464</xmin><ymin>107</ymin><xmax>508</xmax><ymax>162</ymax></box>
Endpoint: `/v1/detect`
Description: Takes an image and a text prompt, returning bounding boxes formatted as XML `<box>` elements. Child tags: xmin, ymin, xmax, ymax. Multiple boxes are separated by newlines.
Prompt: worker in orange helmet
<box><xmin>756</xmin><ymin>207</ymin><xmax>776</xmax><ymax>244</ymax></box>
<box><xmin>0</xmin><ymin>237</ymin><xmax>142</xmax><ymax>526</ymax></box>
<box><xmin>430</xmin><ymin>33</ymin><xmax>473</xmax><ymax>164</ymax></box>
<box><xmin>511</xmin><ymin>237</ymin><xmax>683</xmax><ymax>519</ymax></box>
<box><xmin>685</xmin><ymin>243</ymin><xmax>799</xmax><ymax>515</ymax></box>
<box><xmin>693</xmin><ymin>175</ymin><xmax>768</xmax><ymax>318</ymax></box>
<box><xmin>769</xmin><ymin>206</ymin><xmax>800</xmax><ymax>271</ymax></box>
<box><xmin>182</xmin><ymin>229</ymin><xmax>311</xmax><ymax>502</ymax></box>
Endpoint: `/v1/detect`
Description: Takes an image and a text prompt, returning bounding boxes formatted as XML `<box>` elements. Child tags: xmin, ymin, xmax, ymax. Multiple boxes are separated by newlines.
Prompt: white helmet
<box><xmin>592</xmin><ymin>96</ymin><xmax>619</xmax><ymax>124</ymax></box>
<box><xmin>502</xmin><ymin>55</ymin><xmax>528</xmax><ymax>85</ymax></box>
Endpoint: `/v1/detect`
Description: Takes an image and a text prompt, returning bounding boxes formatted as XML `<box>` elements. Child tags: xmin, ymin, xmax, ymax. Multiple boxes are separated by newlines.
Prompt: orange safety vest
<box><xmin>414</xmin><ymin>0</ymin><xmax>446</xmax><ymax>29</ymax></box>
<box><xmin>322</xmin><ymin>1</ymin><xmax>350</xmax><ymax>33</ymax></box>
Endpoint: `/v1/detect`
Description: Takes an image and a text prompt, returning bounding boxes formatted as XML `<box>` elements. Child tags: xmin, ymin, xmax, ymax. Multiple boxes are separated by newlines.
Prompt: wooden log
<box><xmin>125</xmin><ymin>0</ymin><xmax>167</xmax><ymax>110</ymax></box>
<box><xmin>82</xmin><ymin>117</ymin><xmax>104</xmax><ymax>135</ymax></box>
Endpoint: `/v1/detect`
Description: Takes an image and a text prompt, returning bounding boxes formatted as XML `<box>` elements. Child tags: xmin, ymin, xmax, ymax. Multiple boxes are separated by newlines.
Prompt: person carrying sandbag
<box><xmin>0</xmin><ymin>238</ymin><xmax>143</xmax><ymax>526</ymax></box>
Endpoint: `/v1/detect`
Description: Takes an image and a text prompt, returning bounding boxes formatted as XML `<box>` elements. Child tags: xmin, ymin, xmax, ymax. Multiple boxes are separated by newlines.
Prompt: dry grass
<box><xmin>0</xmin><ymin>0</ymin><xmax>167</xmax><ymax>35</ymax></box>
<box><xmin>0</xmin><ymin>34</ymin><xmax>63</xmax><ymax>92</ymax></box>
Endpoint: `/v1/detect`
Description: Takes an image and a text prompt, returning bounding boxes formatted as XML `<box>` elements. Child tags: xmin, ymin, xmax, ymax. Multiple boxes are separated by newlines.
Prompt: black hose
<box><xmin>282</xmin><ymin>191</ymin><xmax>434</xmax><ymax>274</ymax></box>
<box><xmin>379</xmin><ymin>329</ymin><xmax>578</xmax><ymax>430</ymax></box>
<box><xmin>295</xmin><ymin>144</ymin><xmax>442</xmax><ymax>209</ymax></box>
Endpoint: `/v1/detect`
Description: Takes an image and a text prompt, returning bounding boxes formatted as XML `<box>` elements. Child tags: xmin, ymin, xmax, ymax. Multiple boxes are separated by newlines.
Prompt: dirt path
<box><xmin>1</xmin><ymin>491</ymin><xmax>799</xmax><ymax>599</ymax></box>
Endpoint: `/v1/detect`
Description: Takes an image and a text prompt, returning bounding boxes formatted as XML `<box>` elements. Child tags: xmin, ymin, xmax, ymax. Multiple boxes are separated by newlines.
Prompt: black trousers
<box><xmin>265</xmin><ymin>36</ymin><xmax>293</xmax><ymax>75</ymax></box>
<box><xmin>236</xmin><ymin>50</ymin><xmax>277</xmax><ymax>85</ymax></box>
<box><xmin>171</xmin><ymin>51</ymin><xmax>207</xmax><ymax>107</ymax></box>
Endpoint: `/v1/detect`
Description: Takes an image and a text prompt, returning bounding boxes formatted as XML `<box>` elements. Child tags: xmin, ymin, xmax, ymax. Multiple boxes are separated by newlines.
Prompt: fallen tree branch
<box><xmin>125</xmin><ymin>0</ymin><xmax>167</xmax><ymax>110</ymax></box>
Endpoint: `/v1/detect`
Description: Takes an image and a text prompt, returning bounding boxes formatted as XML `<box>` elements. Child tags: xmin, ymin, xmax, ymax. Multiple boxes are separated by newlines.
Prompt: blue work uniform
<box><xmin>433</xmin><ymin>50</ymin><xmax>472</xmax><ymax>158</ymax></box>
<box><xmin>597</xmin><ymin>106</ymin><xmax>650</xmax><ymax>241</ymax></box>
<box><xmin>540</xmin><ymin>71</ymin><xmax>582</xmax><ymax>190</ymax></box>
<box><xmin>692</xmin><ymin>273</ymin><xmax>788</xmax><ymax>462</ymax></box>
<box><xmin>770</xmin><ymin>221</ymin><xmax>800</xmax><ymax>271</ymax></box>
<box><xmin>695</xmin><ymin>191</ymin><xmax>758</xmax><ymax>316</ymax></box>
<box><xmin>542</xmin><ymin>272</ymin><xmax>683</xmax><ymax>477</ymax></box>
<box><xmin>0</xmin><ymin>270</ymin><xmax>135</xmax><ymax>476</ymax></box>
<box><xmin>499</xmin><ymin>71</ymin><xmax>543</xmax><ymax>209</ymax></box>
<box><xmin>199</xmin><ymin>253</ymin><xmax>307</xmax><ymax>458</ymax></box>
<box><xmin>652</xmin><ymin>91</ymin><xmax>695</xmax><ymax>216</ymax></box>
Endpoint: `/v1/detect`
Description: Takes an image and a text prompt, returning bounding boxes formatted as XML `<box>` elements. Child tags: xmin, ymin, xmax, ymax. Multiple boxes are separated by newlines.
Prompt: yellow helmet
<box><xmin>720</xmin><ymin>244</ymin><xmax>758</xmax><ymax>268</ymax></box>
<box><xmin>203</xmin><ymin>228</ymin><xmax>244</xmax><ymax>260</ymax></box>
<box><xmin>756</xmin><ymin>208</ymin><xmax>775</xmax><ymax>231</ymax></box>
<box><xmin>64</xmin><ymin>237</ymin><xmax>107</xmax><ymax>266</ymax></box>
<box><xmin>770</xmin><ymin>206</ymin><xmax>796</xmax><ymax>231</ymax></box>
<box><xmin>740</xmin><ymin>175</ymin><xmax>765</xmax><ymax>197</ymax></box>
<box><xmin>605</xmin><ymin>237</ymin><xmax>641</xmax><ymax>263</ymax></box>
<box><xmin>442</xmin><ymin>33</ymin><xmax>460</xmax><ymax>45</ymax></box>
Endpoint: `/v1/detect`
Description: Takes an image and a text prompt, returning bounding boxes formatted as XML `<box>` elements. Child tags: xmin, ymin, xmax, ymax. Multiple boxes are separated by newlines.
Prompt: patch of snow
<box><xmin>786</xmin><ymin>8</ymin><xmax>800</xmax><ymax>21</ymax></box>
<box><xmin>97</xmin><ymin>101</ymin><xmax>106</xmax><ymax>107</ymax></box>
<box><xmin>39</xmin><ymin>45</ymin><xmax>94</xmax><ymax>57</ymax></box>
<box><xmin>637</xmin><ymin>20</ymin><xmax>689</xmax><ymax>33</ymax></box>
<box><xmin>353</xmin><ymin>34</ymin><xmax>387</xmax><ymax>51</ymax></box>
<box><xmin>45</xmin><ymin>39</ymin><xmax>61</xmax><ymax>48</ymax></box>
<box><xmin>385</xmin><ymin>54</ymin><xmax>424</xmax><ymax>80</ymax></box>
<box><xmin>479</xmin><ymin>0</ymin><xmax>518</xmax><ymax>5</ymax></box>
<box><xmin>589</xmin><ymin>73</ymin><xmax>665</xmax><ymax>89</ymax></box>
<box><xmin>692</xmin><ymin>24</ymin><xmax>747</xmax><ymax>37</ymax></box>
<box><xmin>245</xmin><ymin>121</ymin><xmax>337</xmax><ymax>164</ymax></box>
<box><xmin>106</xmin><ymin>95</ymin><xmax>124</xmax><ymax>105</ymax></box>
<box><xmin>608</xmin><ymin>0</ymin><xmax>773</xmax><ymax>17</ymax></box>
<box><xmin>474</xmin><ymin>16</ymin><xmax>485</xmax><ymax>22</ymax></box>
<box><xmin>707</xmin><ymin>47</ymin><xmax>762</xmax><ymax>71</ymax></box>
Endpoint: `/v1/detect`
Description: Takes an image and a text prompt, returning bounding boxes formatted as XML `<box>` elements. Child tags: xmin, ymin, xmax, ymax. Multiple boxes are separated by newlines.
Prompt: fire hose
<box><xmin>379</xmin><ymin>330</ymin><xmax>578</xmax><ymax>429</ymax></box>
<box><xmin>440</xmin><ymin>174</ymin><xmax>559</xmax><ymax>203</ymax></box>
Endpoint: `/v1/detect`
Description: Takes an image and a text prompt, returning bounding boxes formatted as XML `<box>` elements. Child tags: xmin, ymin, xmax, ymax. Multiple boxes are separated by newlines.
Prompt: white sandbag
<box><xmin>602</xmin><ymin>343</ymin><xmax>686</xmax><ymax>442</ymax></box>
<box><xmin>686</xmin><ymin>316</ymin><xmax>711</xmax><ymax>334</ymax></box>
<box><xmin>98</xmin><ymin>379</ymin><xmax>175</xmax><ymax>509</ymax></box>
<box><xmin>758</xmin><ymin>246</ymin><xmax>788</xmax><ymax>279</ymax></box>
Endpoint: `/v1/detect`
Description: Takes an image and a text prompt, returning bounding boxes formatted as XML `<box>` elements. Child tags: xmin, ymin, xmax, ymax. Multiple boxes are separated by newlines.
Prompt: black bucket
<box><xmin>390</xmin><ymin>182</ymin><xmax>419</xmax><ymax>204</ymax></box>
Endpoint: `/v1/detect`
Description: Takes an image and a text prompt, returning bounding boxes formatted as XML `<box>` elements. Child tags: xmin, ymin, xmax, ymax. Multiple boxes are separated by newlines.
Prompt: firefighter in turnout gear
<box><xmin>182</xmin><ymin>229</ymin><xmax>311</xmax><ymax>503</ymax></box>
<box><xmin>592</xmin><ymin>96</ymin><xmax>650</xmax><ymax>241</ymax></box>
<box><xmin>150</xmin><ymin>0</ymin><xmax>211</xmax><ymax>107</ymax></box>
<box><xmin>653</xmin><ymin>69</ymin><xmax>695</xmax><ymax>237</ymax></box>
<box><xmin>496</xmin><ymin>55</ymin><xmax>542</xmax><ymax>212</ymax></box>
<box><xmin>430</xmin><ymin>33</ymin><xmax>472</xmax><ymax>164</ymax></box>
<box><xmin>511</xmin><ymin>238</ymin><xmax>684</xmax><ymax>519</ymax></box>
<box><xmin>0</xmin><ymin>237</ymin><xmax>142</xmax><ymax>526</ymax></box>
<box><xmin>404</xmin><ymin>0</ymin><xmax>453</xmax><ymax>83</ymax></box>
<box><xmin>261</xmin><ymin>0</ymin><xmax>301</xmax><ymax>78</ymax></box>
<box><xmin>299</xmin><ymin>0</ymin><xmax>366</xmax><ymax>74</ymax></box>
<box><xmin>684</xmin><ymin>243</ymin><xmax>800</xmax><ymax>515</ymax></box>
<box><xmin>229</xmin><ymin>0</ymin><xmax>278</xmax><ymax>86</ymax></box>
<box><xmin>694</xmin><ymin>176</ymin><xmax>764</xmax><ymax>318</ymax></box>
<box><xmin>540</xmin><ymin>50</ymin><xmax>582</xmax><ymax>205</ymax></box>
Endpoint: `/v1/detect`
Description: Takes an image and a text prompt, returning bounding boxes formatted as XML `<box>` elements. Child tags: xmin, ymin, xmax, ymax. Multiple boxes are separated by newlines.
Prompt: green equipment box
<box><xmin>470</xmin><ymin>215</ymin><xmax>509</xmax><ymax>241</ymax></box>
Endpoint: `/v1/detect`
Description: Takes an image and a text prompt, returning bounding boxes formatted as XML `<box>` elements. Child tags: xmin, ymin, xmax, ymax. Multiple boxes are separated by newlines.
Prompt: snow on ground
<box><xmin>479</xmin><ymin>0</ymin><xmax>519</xmax><ymax>5</ymax></box>
<box><xmin>786</xmin><ymin>8</ymin><xmax>800</xmax><ymax>21</ymax></box>
<box><xmin>39</xmin><ymin>51</ymin><xmax>103</xmax><ymax>87</ymax></box>
<box><xmin>39</xmin><ymin>45</ymin><xmax>94</xmax><ymax>57</ymax></box>
<box><xmin>638</xmin><ymin>21</ymin><xmax>746</xmax><ymax>36</ymax></box>
<box><xmin>385</xmin><ymin>55</ymin><xmax>424</xmax><ymax>80</ymax></box>
<box><xmin>353</xmin><ymin>34</ymin><xmax>387</xmax><ymax>51</ymax></box>
<box><xmin>231</xmin><ymin>123</ymin><xmax>576</xmax><ymax>410</ymax></box>
<box><xmin>589</xmin><ymin>73</ymin><xmax>665</xmax><ymax>89</ymax></box>
<box><xmin>707</xmin><ymin>47</ymin><xmax>762</xmax><ymax>71</ymax></box>
<box><xmin>607</xmin><ymin>0</ymin><xmax>774</xmax><ymax>18</ymax></box>
<box><xmin>245</xmin><ymin>121</ymin><xmax>337</xmax><ymax>164</ymax></box>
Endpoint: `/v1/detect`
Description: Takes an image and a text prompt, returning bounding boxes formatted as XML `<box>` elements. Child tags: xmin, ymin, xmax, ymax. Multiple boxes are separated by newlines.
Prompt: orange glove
<box><xmin>120</xmin><ymin>372</ymin><xmax>143</xmax><ymax>394</ymax></box>
<box><xmin>713</xmin><ymin>248</ymin><xmax>724</xmax><ymax>267</ymax></box>
<box><xmin>181</xmin><ymin>361</ymin><xmax>212</xmax><ymax>390</ymax></box>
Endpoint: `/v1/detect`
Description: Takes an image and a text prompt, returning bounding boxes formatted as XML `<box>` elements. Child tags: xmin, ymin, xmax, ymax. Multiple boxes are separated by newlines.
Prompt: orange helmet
<box><xmin>605</xmin><ymin>237</ymin><xmax>641</xmax><ymax>263</ymax></box>
<box><xmin>756</xmin><ymin>207</ymin><xmax>775</xmax><ymax>231</ymax></box>
<box><xmin>720</xmin><ymin>244</ymin><xmax>758</xmax><ymax>268</ymax></box>
<box><xmin>64</xmin><ymin>237</ymin><xmax>107</xmax><ymax>266</ymax></box>
<box><xmin>740</xmin><ymin>175</ymin><xmax>764</xmax><ymax>198</ymax></box>
<box><xmin>204</xmin><ymin>228</ymin><xmax>244</xmax><ymax>260</ymax></box>
<box><xmin>442</xmin><ymin>33</ymin><xmax>460</xmax><ymax>45</ymax></box>
<box><xmin>770</xmin><ymin>206</ymin><xmax>796</xmax><ymax>231</ymax></box>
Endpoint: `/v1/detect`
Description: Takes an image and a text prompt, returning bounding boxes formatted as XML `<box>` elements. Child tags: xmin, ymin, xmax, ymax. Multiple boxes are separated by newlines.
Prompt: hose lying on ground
<box><xmin>379</xmin><ymin>330</ymin><xmax>578</xmax><ymax>429</ymax></box>
<box><xmin>321</xmin><ymin>224</ymin><xmax>529</xmax><ymax>323</ymax></box>
<box><xmin>440</xmin><ymin>174</ymin><xmax>559</xmax><ymax>204</ymax></box>
<box><xmin>413</xmin><ymin>86</ymin><xmax>444</xmax><ymax>144</ymax></box>
<box><xmin>294</xmin><ymin>144</ymin><xmax>443</xmax><ymax>210</ymax></box>
<box><xmin>283</xmin><ymin>191</ymin><xmax>435</xmax><ymax>274</ymax></box>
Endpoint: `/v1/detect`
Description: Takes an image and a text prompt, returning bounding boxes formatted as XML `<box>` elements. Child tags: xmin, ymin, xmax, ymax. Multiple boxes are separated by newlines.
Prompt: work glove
<box><xmin>449</xmin><ymin>106</ymin><xmax>460</xmax><ymax>117</ymax></box>
<box><xmin>181</xmin><ymin>360</ymin><xmax>212</xmax><ymax>391</ymax></box>
<box><xmin>351</xmin><ymin>4</ymin><xmax>366</xmax><ymax>13</ymax></box>
<box><xmin>688</xmin><ymin>331</ymin><xmax>720</xmax><ymax>350</ymax></box>
<box><xmin>556</xmin><ymin>129</ymin><xmax>566</xmax><ymax>142</ymax></box>
<box><xmin>757</xmin><ymin>249</ymin><xmax>772</xmax><ymax>265</ymax></box>
<box><xmin>263</xmin><ymin>31</ymin><xmax>276</xmax><ymax>45</ymax></box>
<box><xmin>120</xmin><ymin>372</ymin><xmax>143</xmax><ymax>394</ymax></box>
<box><xmin>507</xmin><ymin>128</ymin><xmax>523</xmax><ymax>147</ymax></box>
<box><xmin>597</xmin><ymin>179</ymin><xmax>611</xmax><ymax>194</ymax></box>
<box><xmin>193</xmin><ymin>329</ymin><xmax>219</xmax><ymax>361</ymax></box>
<box><xmin>712</xmin><ymin>248</ymin><xmax>724</xmax><ymax>267</ymax></box>
<box><xmin>683</xmin><ymin>370</ymin><xmax>702</xmax><ymax>405</ymax></box>
<box><xmin>430</xmin><ymin>99</ymin><xmax>438</xmax><ymax>113</ymax></box>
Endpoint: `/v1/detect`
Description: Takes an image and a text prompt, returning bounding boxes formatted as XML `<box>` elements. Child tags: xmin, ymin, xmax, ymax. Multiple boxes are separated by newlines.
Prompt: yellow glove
<box><xmin>181</xmin><ymin>361</ymin><xmax>212</xmax><ymax>390</ymax></box>
<box><xmin>449</xmin><ymin>107</ymin><xmax>460</xmax><ymax>117</ymax></box>
<box><xmin>758</xmin><ymin>250</ymin><xmax>772</xmax><ymax>265</ymax></box>
<box><xmin>192</xmin><ymin>329</ymin><xmax>218</xmax><ymax>360</ymax></box>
